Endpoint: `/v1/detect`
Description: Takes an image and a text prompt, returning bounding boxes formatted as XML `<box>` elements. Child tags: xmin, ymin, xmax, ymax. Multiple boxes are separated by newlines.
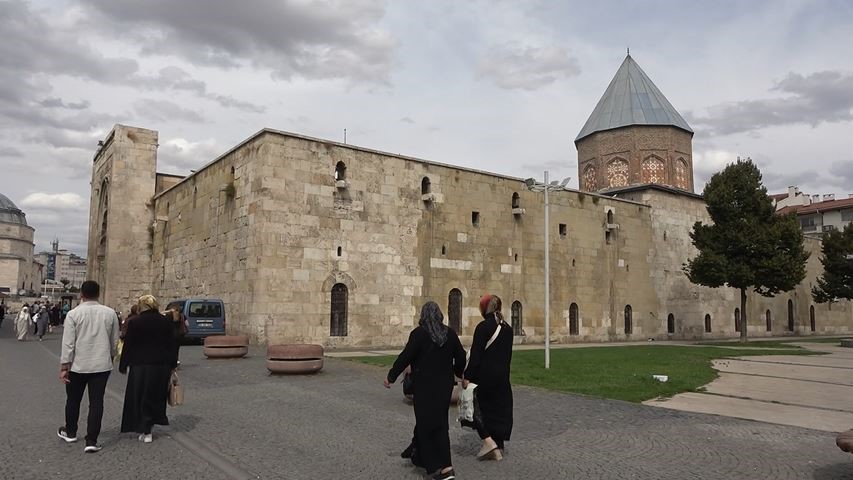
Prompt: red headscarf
<box><xmin>479</xmin><ymin>294</ymin><xmax>493</xmax><ymax>317</ymax></box>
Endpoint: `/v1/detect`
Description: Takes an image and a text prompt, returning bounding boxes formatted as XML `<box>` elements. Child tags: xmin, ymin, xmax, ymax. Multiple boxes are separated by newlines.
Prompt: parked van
<box><xmin>165</xmin><ymin>298</ymin><xmax>226</xmax><ymax>340</ymax></box>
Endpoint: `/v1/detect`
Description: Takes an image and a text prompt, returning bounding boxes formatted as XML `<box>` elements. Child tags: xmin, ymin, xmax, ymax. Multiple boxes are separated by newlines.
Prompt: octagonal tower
<box><xmin>575</xmin><ymin>54</ymin><xmax>694</xmax><ymax>193</ymax></box>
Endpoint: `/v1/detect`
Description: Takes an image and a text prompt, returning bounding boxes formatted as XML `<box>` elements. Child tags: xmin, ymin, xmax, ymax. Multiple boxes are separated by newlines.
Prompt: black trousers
<box><xmin>65</xmin><ymin>370</ymin><xmax>111</xmax><ymax>446</ymax></box>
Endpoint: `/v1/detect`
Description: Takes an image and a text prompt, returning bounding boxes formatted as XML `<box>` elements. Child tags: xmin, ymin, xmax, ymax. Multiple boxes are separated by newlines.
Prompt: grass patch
<box><xmin>350</xmin><ymin>345</ymin><xmax>817</xmax><ymax>403</ymax></box>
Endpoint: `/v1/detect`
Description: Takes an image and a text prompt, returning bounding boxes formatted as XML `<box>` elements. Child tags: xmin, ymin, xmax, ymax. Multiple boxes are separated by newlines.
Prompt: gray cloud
<box><xmin>79</xmin><ymin>0</ymin><xmax>396</xmax><ymax>84</ymax></box>
<box><xmin>38</xmin><ymin>98</ymin><xmax>92</xmax><ymax>110</ymax></box>
<box><xmin>400</xmin><ymin>117</ymin><xmax>415</xmax><ymax>124</ymax></box>
<box><xmin>134</xmin><ymin>66</ymin><xmax>266</xmax><ymax>113</ymax></box>
<box><xmin>0</xmin><ymin>146</ymin><xmax>23</xmax><ymax>157</ymax></box>
<box><xmin>477</xmin><ymin>44</ymin><xmax>581</xmax><ymax>90</ymax></box>
<box><xmin>687</xmin><ymin>70</ymin><xmax>853</xmax><ymax>136</ymax></box>
<box><xmin>134</xmin><ymin>99</ymin><xmax>205</xmax><ymax>124</ymax></box>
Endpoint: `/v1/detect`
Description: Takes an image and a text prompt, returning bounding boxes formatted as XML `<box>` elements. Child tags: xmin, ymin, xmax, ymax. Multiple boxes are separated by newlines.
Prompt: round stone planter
<box><xmin>267</xmin><ymin>344</ymin><xmax>324</xmax><ymax>374</ymax></box>
<box><xmin>203</xmin><ymin>335</ymin><xmax>249</xmax><ymax>359</ymax></box>
<box><xmin>837</xmin><ymin>429</ymin><xmax>853</xmax><ymax>452</ymax></box>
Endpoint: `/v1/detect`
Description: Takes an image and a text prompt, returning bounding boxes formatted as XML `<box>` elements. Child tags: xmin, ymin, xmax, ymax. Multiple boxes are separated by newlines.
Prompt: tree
<box><xmin>813</xmin><ymin>223</ymin><xmax>853</xmax><ymax>303</ymax></box>
<box><xmin>60</xmin><ymin>278</ymin><xmax>70</xmax><ymax>292</ymax></box>
<box><xmin>684</xmin><ymin>158</ymin><xmax>809</xmax><ymax>341</ymax></box>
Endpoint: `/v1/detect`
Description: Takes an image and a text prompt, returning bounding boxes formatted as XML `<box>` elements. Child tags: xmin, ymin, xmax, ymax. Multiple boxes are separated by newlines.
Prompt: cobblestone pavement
<box><xmin>3</xmin><ymin>317</ymin><xmax>853</xmax><ymax>479</ymax></box>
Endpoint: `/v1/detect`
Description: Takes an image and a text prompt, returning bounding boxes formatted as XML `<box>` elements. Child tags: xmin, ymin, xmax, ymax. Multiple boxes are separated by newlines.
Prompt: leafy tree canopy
<box><xmin>813</xmin><ymin>223</ymin><xmax>853</xmax><ymax>303</ymax></box>
<box><xmin>685</xmin><ymin>158</ymin><xmax>808</xmax><ymax>296</ymax></box>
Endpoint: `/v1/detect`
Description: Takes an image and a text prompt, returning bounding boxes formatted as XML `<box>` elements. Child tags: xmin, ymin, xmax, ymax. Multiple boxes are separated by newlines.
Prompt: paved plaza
<box><xmin>2</xmin><ymin>319</ymin><xmax>853</xmax><ymax>479</ymax></box>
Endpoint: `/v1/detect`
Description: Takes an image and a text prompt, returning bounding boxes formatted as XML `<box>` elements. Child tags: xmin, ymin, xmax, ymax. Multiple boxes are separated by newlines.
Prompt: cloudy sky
<box><xmin>2</xmin><ymin>0</ymin><xmax>852</xmax><ymax>256</ymax></box>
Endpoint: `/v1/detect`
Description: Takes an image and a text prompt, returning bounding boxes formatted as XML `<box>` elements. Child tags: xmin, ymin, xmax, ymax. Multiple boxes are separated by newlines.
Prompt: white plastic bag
<box><xmin>458</xmin><ymin>382</ymin><xmax>477</xmax><ymax>423</ymax></box>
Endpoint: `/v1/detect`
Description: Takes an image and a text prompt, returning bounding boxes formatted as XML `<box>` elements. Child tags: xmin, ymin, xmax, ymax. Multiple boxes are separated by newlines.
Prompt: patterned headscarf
<box><xmin>137</xmin><ymin>295</ymin><xmax>160</xmax><ymax>313</ymax></box>
<box><xmin>419</xmin><ymin>301</ymin><xmax>448</xmax><ymax>347</ymax></box>
<box><xmin>480</xmin><ymin>294</ymin><xmax>504</xmax><ymax>323</ymax></box>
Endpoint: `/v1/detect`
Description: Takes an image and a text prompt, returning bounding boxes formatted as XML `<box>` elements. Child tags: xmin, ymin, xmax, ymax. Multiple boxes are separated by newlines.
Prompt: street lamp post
<box><xmin>525</xmin><ymin>171</ymin><xmax>571</xmax><ymax>370</ymax></box>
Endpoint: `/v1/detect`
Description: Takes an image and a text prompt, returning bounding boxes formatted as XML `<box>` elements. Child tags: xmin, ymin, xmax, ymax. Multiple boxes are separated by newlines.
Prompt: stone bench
<box><xmin>837</xmin><ymin>429</ymin><xmax>853</xmax><ymax>452</ymax></box>
<box><xmin>267</xmin><ymin>344</ymin><xmax>324</xmax><ymax>374</ymax></box>
<box><xmin>840</xmin><ymin>339</ymin><xmax>853</xmax><ymax>348</ymax></box>
<box><xmin>203</xmin><ymin>335</ymin><xmax>249</xmax><ymax>359</ymax></box>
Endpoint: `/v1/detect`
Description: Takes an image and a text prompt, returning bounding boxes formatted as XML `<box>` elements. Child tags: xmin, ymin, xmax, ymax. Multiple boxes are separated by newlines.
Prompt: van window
<box><xmin>188</xmin><ymin>302</ymin><xmax>222</xmax><ymax>318</ymax></box>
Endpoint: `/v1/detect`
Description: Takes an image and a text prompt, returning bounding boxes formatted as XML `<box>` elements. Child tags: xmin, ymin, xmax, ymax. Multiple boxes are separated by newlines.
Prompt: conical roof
<box><xmin>575</xmin><ymin>55</ymin><xmax>692</xmax><ymax>142</ymax></box>
<box><xmin>0</xmin><ymin>193</ymin><xmax>27</xmax><ymax>225</ymax></box>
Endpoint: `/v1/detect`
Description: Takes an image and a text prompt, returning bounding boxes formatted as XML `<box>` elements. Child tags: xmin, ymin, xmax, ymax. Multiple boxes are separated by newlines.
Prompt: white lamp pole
<box><xmin>543</xmin><ymin>170</ymin><xmax>551</xmax><ymax>370</ymax></box>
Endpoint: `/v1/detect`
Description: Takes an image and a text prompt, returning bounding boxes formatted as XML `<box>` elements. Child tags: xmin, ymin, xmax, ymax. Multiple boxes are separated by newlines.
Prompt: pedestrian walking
<box><xmin>167</xmin><ymin>308</ymin><xmax>187</xmax><ymax>366</ymax></box>
<box><xmin>119</xmin><ymin>295</ymin><xmax>178</xmax><ymax>443</ymax></box>
<box><xmin>58</xmin><ymin>281</ymin><xmax>120</xmax><ymax>453</ymax></box>
<box><xmin>15</xmin><ymin>305</ymin><xmax>30</xmax><ymax>341</ymax></box>
<box><xmin>32</xmin><ymin>301</ymin><xmax>41</xmax><ymax>335</ymax></box>
<box><xmin>385</xmin><ymin>301</ymin><xmax>466</xmax><ymax>480</ymax></box>
<box><xmin>463</xmin><ymin>294</ymin><xmax>514</xmax><ymax>461</ymax></box>
<box><xmin>36</xmin><ymin>303</ymin><xmax>50</xmax><ymax>341</ymax></box>
<box><xmin>0</xmin><ymin>301</ymin><xmax>6</xmax><ymax>329</ymax></box>
<box><xmin>61</xmin><ymin>302</ymin><xmax>70</xmax><ymax>324</ymax></box>
<box><xmin>49</xmin><ymin>304</ymin><xmax>60</xmax><ymax>332</ymax></box>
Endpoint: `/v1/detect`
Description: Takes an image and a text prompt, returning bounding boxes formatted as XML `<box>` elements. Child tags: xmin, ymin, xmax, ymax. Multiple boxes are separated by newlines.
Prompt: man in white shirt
<box><xmin>57</xmin><ymin>281</ymin><xmax>119</xmax><ymax>453</ymax></box>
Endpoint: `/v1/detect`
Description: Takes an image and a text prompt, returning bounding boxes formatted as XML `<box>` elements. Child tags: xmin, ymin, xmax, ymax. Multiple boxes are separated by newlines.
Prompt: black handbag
<box><xmin>402</xmin><ymin>372</ymin><xmax>414</xmax><ymax>396</ymax></box>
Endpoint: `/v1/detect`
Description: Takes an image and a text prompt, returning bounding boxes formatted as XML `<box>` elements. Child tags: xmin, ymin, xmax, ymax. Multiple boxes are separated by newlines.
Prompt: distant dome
<box><xmin>0</xmin><ymin>193</ymin><xmax>27</xmax><ymax>226</ymax></box>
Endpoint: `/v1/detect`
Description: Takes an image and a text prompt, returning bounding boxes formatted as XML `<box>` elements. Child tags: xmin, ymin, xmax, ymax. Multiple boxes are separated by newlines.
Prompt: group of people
<box><xmin>12</xmin><ymin>300</ymin><xmax>70</xmax><ymax>341</ymax></box>
<box><xmin>57</xmin><ymin>281</ymin><xmax>185</xmax><ymax>452</ymax></box>
<box><xmin>385</xmin><ymin>294</ymin><xmax>514</xmax><ymax>480</ymax></box>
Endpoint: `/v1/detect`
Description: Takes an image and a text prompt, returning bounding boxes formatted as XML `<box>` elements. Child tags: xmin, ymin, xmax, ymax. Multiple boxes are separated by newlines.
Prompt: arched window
<box><xmin>641</xmin><ymin>156</ymin><xmax>666</xmax><ymax>184</ymax></box>
<box><xmin>667</xmin><ymin>313</ymin><xmax>675</xmax><ymax>334</ymax></box>
<box><xmin>511</xmin><ymin>301</ymin><xmax>523</xmax><ymax>336</ymax></box>
<box><xmin>734</xmin><ymin>308</ymin><xmax>741</xmax><ymax>332</ymax></box>
<box><xmin>674</xmin><ymin>158</ymin><xmax>690</xmax><ymax>190</ymax></box>
<box><xmin>448</xmin><ymin>289</ymin><xmax>462</xmax><ymax>333</ymax></box>
<box><xmin>335</xmin><ymin>161</ymin><xmax>347</xmax><ymax>181</ymax></box>
<box><xmin>511</xmin><ymin>192</ymin><xmax>520</xmax><ymax>209</ymax></box>
<box><xmin>569</xmin><ymin>303</ymin><xmax>579</xmax><ymax>335</ymax></box>
<box><xmin>582</xmin><ymin>164</ymin><xmax>597</xmax><ymax>191</ymax></box>
<box><xmin>704</xmin><ymin>314</ymin><xmax>712</xmax><ymax>333</ymax></box>
<box><xmin>607</xmin><ymin>158</ymin><xmax>629</xmax><ymax>188</ymax></box>
<box><xmin>810</xmin><ymin>305</ymin><xmax>816</xmax><ymax>332</ymax></box>
<box><xmin>787</xmin><ymin>300</ymin><xmax>794</xmax><ymax>331</ymax></box>
<box><xmin>421</xmin><ymin>177</ymin><xmax>431</xmax><ymax>195</ymax></box>
<box><xmin>766</xmin><ymin>310</ymin><xmax>772</xmax><ymax>331</ymax></box>
<box><xmin>330</xmin><ymin>283</ymin><xmax>348</xmax><ymax>336</ymax></box>
<box><xmin>624</xmin><ymin>305</ymin><xmax>633</xmax><ymax>334</ymax></box>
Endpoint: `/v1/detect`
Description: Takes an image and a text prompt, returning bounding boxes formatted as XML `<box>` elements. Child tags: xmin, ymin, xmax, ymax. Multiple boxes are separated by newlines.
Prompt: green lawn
<box><xmin>351</xmin><ymin>345</ymin><xmax>818</xmax><ymax>403</ymax></box>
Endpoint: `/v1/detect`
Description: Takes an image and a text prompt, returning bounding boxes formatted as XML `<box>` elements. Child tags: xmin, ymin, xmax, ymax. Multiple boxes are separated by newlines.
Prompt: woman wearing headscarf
<box><xmin>385</xmin><ymin>301</ymin><xmax>466</xmax><ymax>480</ymax></box>
<box><xmin>35</xmin><ymin>303</ymin><xmax>49</xmax><ymax>341</ymax></box>
<box><xmin>463</xmin><ymin>294</ymin><xmax>513</xmax><ymax>461</ymax></box>
<box><xmin>15</xmin><ymin>305</ymin><xmax>30</xmax><ymax>341</ymax></box>
<box><xmin>119</xmin><ymin>295</ymin><xmax>177</xmax><ymax>443</ymax></box>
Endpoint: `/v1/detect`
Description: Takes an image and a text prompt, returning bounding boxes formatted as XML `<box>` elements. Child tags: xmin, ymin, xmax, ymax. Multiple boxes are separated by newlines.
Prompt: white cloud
<box><xmin>157</xmin><ymin>138</ymin><xmax>223</xmax><ymax>174</ymax></box>
<box><xmin>477</xmin><ymin>44</ymin><xmax>581</xmax><ymax>90</ymax></box>
<box><xmin>20</xmin><ymin>192</ymin><xmax>87</xmax><ymax>211</ymax></box>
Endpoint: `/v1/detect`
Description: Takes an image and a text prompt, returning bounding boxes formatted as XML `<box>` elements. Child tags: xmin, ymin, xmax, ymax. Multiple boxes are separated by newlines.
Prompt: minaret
<box><xmin>575</xmin><ymin>54</ymin><xmax>694</xmax><ymax>193</ymax></box>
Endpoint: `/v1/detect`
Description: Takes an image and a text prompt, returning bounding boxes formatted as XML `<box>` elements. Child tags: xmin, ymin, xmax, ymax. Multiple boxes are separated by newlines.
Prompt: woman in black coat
<box><xmin>385</xmin><ymin>301</ymin><xmax>466</xmax><ymax>480</ymax></box>
<box><xmin>119</xmin><ymin>295</ymin><xmax>178</xmax><ymax>443</ymax></box>
<box><xmin>463</xmin><ymin>294</ymin><xmax>513</xmax><ymax>461</ymax></box>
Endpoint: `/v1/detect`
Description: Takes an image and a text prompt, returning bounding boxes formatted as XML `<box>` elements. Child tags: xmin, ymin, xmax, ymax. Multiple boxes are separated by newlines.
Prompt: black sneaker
<box><xmin>57</xmin><ymin>427</ymin><xmax>78</xmax><ymax>443</ymax></box>
<box><xmin>401</xmin><ymin>442</ymin><xmax>414</xmax><ymax>459</ymax></box>
<box><xmin>83</xmin><ymin>444</ymin><xmax>103</xmax><ymax>453</ymax></box>
<box><xmin>426</xmin><ymin>469</ymin><xmax>455</xmax><ymax>480</ymax></box>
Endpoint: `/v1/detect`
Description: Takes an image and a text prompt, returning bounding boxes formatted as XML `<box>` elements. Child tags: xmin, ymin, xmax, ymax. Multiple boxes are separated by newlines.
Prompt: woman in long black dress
<box><xmin>385</xmin><ymin>301</ymin><xmax>466</xmax><ymax>480</ymax></box>
<box><xmin>463</xmin><ymin>294</ymin><xmax>513</xmax><ymax>461</ymax></box>
<box><xmin>119</xmin><ymin>295</ymin><xmax>177</xmax><ymax>443</ymax></box>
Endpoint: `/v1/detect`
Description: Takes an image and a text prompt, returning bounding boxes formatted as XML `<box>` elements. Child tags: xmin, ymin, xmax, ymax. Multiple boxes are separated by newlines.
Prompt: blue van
<box><xmin>165</xmin><ymin>298</ymin><xmax>226</xmax><ymax>340</ymax></box>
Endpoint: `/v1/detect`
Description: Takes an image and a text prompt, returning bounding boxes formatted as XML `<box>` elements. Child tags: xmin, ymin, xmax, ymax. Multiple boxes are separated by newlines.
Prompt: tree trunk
<box><xmin>740</xmin><ymin>288</ymin><xmax>748</xmax><ymax>342</ymax></box>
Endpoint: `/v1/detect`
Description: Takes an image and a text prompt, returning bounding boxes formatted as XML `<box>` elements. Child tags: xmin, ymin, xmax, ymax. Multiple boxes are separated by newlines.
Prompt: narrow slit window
<box><xmin>559</xmin><ymin>224</ymin><xmax>567</xmax><ymax>237</ymax></box>
<box><xmin>336</xmin><ymin>246</ymin><xmax>342</xmax><ymax>257</ymax></box>
<box><xmin>472</xmin><ymin>211</ymin><xmax>480</xmax><ymax>227</ymax></box>
<box><xmin>335</xmin><ymin>161</ymin><xmax>347</xmax><ymax>181</ymax></box>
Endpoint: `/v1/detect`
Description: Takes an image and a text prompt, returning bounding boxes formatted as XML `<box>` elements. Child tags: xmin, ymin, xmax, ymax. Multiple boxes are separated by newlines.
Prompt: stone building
<box><xmin>87</xmin><ymin>55</ymin><xmax>853</xmax><ymax>347</ymax></box>
<box><xmin>0</xmin><ymin>193</ymin><xmax>43</xmax><ymax>295</ymax></box>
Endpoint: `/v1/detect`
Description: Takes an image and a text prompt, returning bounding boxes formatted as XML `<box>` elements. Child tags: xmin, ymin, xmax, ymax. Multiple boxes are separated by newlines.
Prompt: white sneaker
<box><xmin>142</xmin><ymin>434</ymin><xmax>153</xmax><ymax>443</ymax></box>
<box><xmin>83</xmin><ymin>445</ymin><xmax>103</xmax><ymax>453</ymax></box>
<box><xmin>57</xmin><ymin>427</ymin><xmax>78</xmax><ymax>443</ymax></box>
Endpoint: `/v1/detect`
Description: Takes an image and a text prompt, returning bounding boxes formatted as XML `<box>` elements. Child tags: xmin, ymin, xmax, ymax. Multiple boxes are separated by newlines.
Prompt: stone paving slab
<box><xmin>5</xmin><ymin>319</ymin><xmax>853</xmax><ymax>479</ymax></box>
<box><xmin>724</xmin><ymin>355</ymin><xmax>853</xmax><ymax>369</ymax></box>
<box><xmin>703</xmin><ymin>372</ymin><xmax>853</xmax><ymax>413</ymax></box>
<box><xmin>645</xmin><ymin>393</ymin><xmax>853</xmax><ymax>433</ymax></box>
<box><xmin>714</xmin><ymin>358</ymin><xmax>853</xmax><ymax>386</ymax></box>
